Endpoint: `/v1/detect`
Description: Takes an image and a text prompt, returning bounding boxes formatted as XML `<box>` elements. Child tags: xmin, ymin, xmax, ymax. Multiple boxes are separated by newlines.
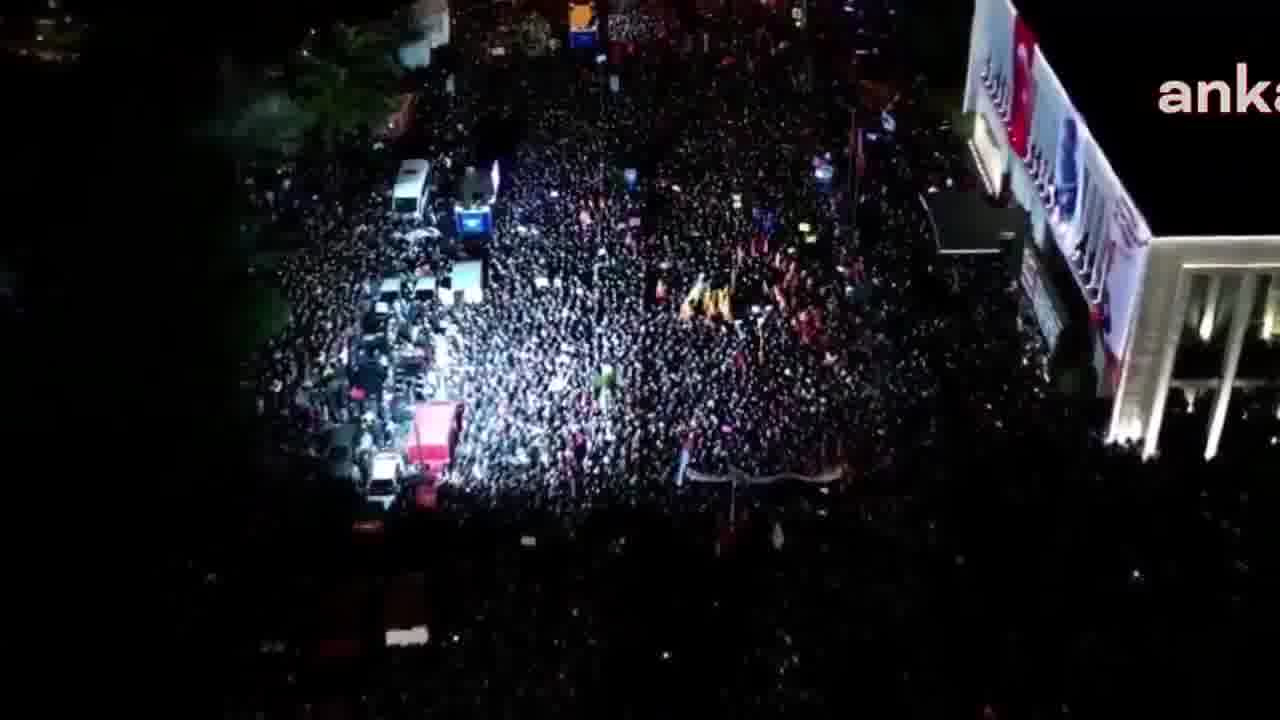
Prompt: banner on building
<box><xmin>1098</xmin><ymin>194</ymin><xmax>1149</xmax><ymax>385</ymax></box>
<box><xmin>1021</xmin><ymin>244</ymin><xmax>1063</xmax><ymax>351</ymax></box>
<box><xmin>1052</xmin><ymin>113</ymin><xmax>1084</xmax><ymax>233</ymax></box>
<box><xmin>1008</xmin><ymin>15</ymin><xmax>1037</xmax><ymax>159</ymax></box>
<box><xmin>971</xmin><ymin>109</ymin><xmax>1004</xmax><ymax>196</ymax></box>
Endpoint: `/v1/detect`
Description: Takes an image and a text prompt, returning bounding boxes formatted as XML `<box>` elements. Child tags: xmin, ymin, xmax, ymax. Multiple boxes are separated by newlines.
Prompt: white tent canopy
<box><xmin>441</xmin><ymin>259</ymin><xmax>484</xmax><ymax>304</ymax></box>
<box><xmin>380</xmin><ymin>277</ymin><xmax>402</xmax><ymax>296</ymax></box>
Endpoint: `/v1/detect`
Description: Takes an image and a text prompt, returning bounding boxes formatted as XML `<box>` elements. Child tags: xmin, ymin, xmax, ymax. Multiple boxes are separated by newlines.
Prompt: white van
<box><xmin>392</xmin><ymin>159</ymin><xmax>432</xmax><ymax>219</ymax></box>
<box><xmin>368</xmin><ymin>451</ymin><xmax>405</xmax><ymax>509</ymax></box>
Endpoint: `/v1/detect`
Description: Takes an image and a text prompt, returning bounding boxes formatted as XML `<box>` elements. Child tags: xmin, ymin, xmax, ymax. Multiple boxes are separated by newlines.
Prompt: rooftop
<box><xmin>1013</xmin><ymin>0</ymin><xmax>1276</xmax><ymax>238</ymax></box>
<box><xmin>926</xmin><ymin>190</ymin><xmax>1029</xmax><ymax>255</ymax></box>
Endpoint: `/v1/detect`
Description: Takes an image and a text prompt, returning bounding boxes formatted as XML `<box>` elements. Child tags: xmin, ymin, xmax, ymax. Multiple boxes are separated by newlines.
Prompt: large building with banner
<box><xmin>963</xmin><ymin>0</ymin><xmax>1279</xmax><ymax>459</ymax></box>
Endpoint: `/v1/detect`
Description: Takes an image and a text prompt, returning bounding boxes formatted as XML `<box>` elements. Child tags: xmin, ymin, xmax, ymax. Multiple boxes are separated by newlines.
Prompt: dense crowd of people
<box><xmin>247</xmin><ymin>13</ymin><xmax>996</xmax><ymax>494</ymax></box>
<box><xmin>177</xmin><ymin>3</ymin><xmax>1275</xmax><ymax>718</ymax></box>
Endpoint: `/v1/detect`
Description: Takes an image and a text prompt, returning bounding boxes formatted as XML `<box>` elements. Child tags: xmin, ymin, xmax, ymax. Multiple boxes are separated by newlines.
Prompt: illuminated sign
<box><xmin>454</xmin><ymin>206</ymin><xmax>493</xmax><ymax>236</ymax></box>
<box><xmin>569</xmin><ymin>3</ymin><xmax>595</xmax><ymax>31</ymax></box>
<box><xmin>569</xmin><ymin>3</ymin><xmax>598</xmax><ymax>49</ymax></box>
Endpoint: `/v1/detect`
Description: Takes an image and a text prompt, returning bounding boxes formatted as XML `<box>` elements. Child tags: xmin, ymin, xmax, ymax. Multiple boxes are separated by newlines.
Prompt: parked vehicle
<box><xmin>367</xmin><ymin>451</ymin><xmax>405</xmax><ymax>509</ymax></box>
<box><xmin>391</xmin><ymin>159</ymin><xmax>432</xmax><ymax>220</ymax></box>
<box><xmin>323</xmin><ymin>424</ymin><xmax>361</xmax><ymax>485</ymax></box>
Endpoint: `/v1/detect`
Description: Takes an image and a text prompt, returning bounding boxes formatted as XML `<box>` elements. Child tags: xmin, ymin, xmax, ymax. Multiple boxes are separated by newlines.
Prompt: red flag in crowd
<box><xmin>414</xmin><ymin>482</ymin><xmax>438</xmax><ymax>510</ymax></box>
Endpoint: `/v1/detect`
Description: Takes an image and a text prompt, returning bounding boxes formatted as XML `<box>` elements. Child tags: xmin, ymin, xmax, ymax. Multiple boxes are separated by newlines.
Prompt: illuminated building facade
<box><xmin>963</xmin><ymin>0</ymin><xmax>1279</xmax><ymax>458</ymax></box>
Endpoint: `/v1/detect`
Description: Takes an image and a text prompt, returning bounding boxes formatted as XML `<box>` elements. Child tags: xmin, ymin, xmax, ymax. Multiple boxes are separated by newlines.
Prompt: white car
<box><xmin>367</xmin><ymin>451</ymin><xmax>405</xmax><ymax>509</ymax></box>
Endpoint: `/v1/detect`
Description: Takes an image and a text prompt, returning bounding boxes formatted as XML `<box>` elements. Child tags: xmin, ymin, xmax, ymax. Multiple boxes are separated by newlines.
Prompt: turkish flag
<box><xmin>1008</xmin><ymin>17</ymin><xmax>1038</xmax><ymax>158</ymax></box>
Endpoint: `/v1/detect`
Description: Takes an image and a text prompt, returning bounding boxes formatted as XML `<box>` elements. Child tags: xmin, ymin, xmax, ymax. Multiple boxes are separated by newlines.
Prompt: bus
<box><xmin>392</xmin><ymin>159</ymin><xmax>432</xmax><ymax>220</ymax></box>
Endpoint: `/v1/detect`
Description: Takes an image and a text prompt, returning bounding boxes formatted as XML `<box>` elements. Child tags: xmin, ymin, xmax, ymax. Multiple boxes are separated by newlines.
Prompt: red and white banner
<box><xmin>1098</xmin><ymin>194</ymin><xmax>1150</xmax><ymax>389</ymax></box>
<box><xmin>1008</xmin><ymin>16</ymin><xmax>1037</xmax><ymax>159</ymax></box>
